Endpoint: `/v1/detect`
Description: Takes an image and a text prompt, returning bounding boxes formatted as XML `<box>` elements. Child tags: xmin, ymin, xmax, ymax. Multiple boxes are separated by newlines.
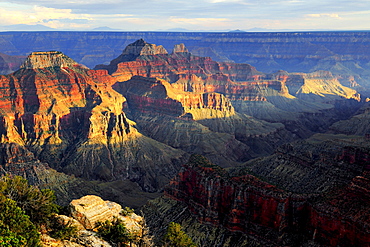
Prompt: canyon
<box><xmin>1</xmin><ymin>31</ymin><xmax>370</xmax><ymax>93</ymax></box>
<box><xmin>0</xmin><ymin>36</ymin><xmax>368</xmax><ymax>246</ymax></box>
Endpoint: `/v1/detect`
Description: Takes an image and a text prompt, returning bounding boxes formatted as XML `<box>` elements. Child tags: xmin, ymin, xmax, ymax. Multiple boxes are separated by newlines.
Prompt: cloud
<box><xmin>0</xmin><ymin>0</ymin><xmax>370</xmax><ymax>31</ymax></box>
<box><xmin>0</xmin><ymin>3</ymin><xmax>91</xmax><ymax>28</ymax></box>
<box><xmin>170</xmin><ymin>17</ymin><xmax>230</xmax><ymax>24</ymax></box>
<box><xmin>305</xmin><ymin>13</ymin><xmax>341</xmax><ymax>18</ymax></box>
<box><xmin>206</xmin><ymin>0</ymin><xmax>244</xmax><ymax>3</ymax></box>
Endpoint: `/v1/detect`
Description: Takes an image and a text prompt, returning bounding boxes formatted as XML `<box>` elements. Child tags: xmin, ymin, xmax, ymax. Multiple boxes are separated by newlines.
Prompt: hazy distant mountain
<box><xmin>0</xmin><ymin>24</ymin><xmax>55</xmax><ymax>31</ymax></box>
<box><xmin>228</xmin><ymin>29</ymin><xmax>246</xmax><ymax>32</ymax></box>
<box><xmin>163</xmin><ymin>28</ymin><xmax>191</xmax><ymax>32</ymax></box>
<box><xmin>92</xmin><ymin>26</ymin><xmax>122</xmax><ymax>31</ymax></box>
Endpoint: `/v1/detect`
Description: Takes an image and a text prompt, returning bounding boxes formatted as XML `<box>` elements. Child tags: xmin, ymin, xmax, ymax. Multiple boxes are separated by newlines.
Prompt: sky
<box><xmin>0</xmin><ymin>0</ymin><xmax>370</xmax><ymax>31</ymax></box>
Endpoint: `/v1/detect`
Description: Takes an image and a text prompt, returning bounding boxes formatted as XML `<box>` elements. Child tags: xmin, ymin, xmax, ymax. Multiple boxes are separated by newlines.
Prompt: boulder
<box><xmin>69</xmin><ymin>195</ymin><xmax>144</xmax><ymax>235</ymax></box>
<box><xmin>69</xmin><ymin>195</ymin><xmax>122</xmax><ymax>230</ymax></box>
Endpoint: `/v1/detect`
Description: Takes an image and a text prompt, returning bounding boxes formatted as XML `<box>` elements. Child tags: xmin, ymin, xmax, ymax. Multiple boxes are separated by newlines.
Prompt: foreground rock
<box><xmin>42</xmin><ymin>195</ymin><xmax>150</xmax><ymax>247</ymax></box>
<box><xmin>69</xmin><ymin>195</ymin><xmax>143</xmax><ymax>233</ymax></box>
<box><xmin>41</xmin><ymin>231</ymin><xmax>112</xmax><ymax>247</ymax></box>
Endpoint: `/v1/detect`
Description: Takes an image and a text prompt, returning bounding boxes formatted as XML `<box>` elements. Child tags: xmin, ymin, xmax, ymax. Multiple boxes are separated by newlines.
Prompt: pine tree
<box><xmin>162</xmin><ymin>222</ymin><xmax>197</xmax><ymax>247</ymax></box>
<box><xmin>0</xmin><ymin>196</ymin><xmax>41</xmax><ymax>247</ymax></box>
<box><xmin>96</xmin><ymin>217</ymin><xmax>139</xmax><ymax>247</ymax></box>
<box><xmin>0</xmin><ymin>175</ymin><xmax>59</xmax><ymax>227</ymax></box>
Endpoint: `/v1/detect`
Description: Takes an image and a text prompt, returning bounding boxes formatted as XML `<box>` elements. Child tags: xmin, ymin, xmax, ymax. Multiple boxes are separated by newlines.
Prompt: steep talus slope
<box><xmin>233</xmin><ymin>137</ymin><xmax>368</xmax><ymax>194</ymax></box>
<box><xmin>328</xmin><ymin>103</ymin><xmax>370</xmax><ymax>135</ymax></box>
<box><xmin>0</xmin><ymin>142</ymin><xmax>162</xmax><ymax>208</ymax></box>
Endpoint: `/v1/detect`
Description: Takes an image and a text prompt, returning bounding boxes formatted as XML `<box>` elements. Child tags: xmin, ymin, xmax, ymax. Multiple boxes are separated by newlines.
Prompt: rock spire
<box><xmin>172</xmin><ymin>43</ymin><xmax>189</xmax><ymax>53</ymax></box>
<box><xmin>122</xmin><ymin>39</ymin><xmax>168</xmax><ymax>56</ymax></box>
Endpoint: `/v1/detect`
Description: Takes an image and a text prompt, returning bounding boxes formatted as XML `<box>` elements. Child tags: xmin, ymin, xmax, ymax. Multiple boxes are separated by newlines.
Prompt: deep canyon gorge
<box><xmin>0</xmin><ymin>32</ymin><xmax>369</xmax><ymax>246</ymax></box>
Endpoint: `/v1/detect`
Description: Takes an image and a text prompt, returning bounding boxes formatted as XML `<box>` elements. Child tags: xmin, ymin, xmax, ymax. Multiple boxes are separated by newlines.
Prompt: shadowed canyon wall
<box><xmin>160</xmin><ymin>153</ymin><xmax>370</xmax><ymax>246</ymax></box>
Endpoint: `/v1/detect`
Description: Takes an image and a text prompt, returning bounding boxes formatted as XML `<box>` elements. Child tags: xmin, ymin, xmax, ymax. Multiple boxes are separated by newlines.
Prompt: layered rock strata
<box><xmin>100</xmin><ymin>40</ymin><xmax>360</xmax><ymax>139</ymax></box>
<box><xmin>43</xmin><ymin>195</ymin><xmax>149</xmax><ymax>247</ymax></box>
<box><xmin>2</xmin><ymin>31</ymin><xmax>370</xmax><ymax>91</ymax></box>
<box><xmin>69</xmin><ymin>195</ymin><xmax>143</xmax><ymax>232</ymax></box>
<box><xmin>162</xmin><ymin>152</ymin><xmax>370</xmax><ymax>246</ymax></box>
<box><xmin>0</xmin><ymin>50</ymin><xmax>186</xmax><ymax>195</ymax></box>
<box><xmin>113</xmin><ymin>75</ymin><xmax>292</xmax><ymax>166</ymax></box>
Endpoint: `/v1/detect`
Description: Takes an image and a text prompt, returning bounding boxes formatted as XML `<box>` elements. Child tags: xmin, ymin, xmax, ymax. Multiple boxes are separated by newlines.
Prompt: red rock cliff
<box><xmin>113</xmin><ymin>75</ymin><xmax>236</xmax><ymax>120</ymax></box>
<box><xmin>165</xmin><ymin>154</ymin><xmax>370</xmax><ymax>246</ymax></box>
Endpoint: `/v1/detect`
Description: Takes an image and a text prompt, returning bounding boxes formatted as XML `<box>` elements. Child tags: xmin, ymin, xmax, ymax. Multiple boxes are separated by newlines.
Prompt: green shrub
<box><xmin>120</xmin><ymin>206</ymin><xmax>135</xmax><ymax>216</ymax></box>
<box><xmin>50</xmin><ymin>218</ymin><xmax>78</xmax><ymax>241</ymax></box>
<box><xmin>96</xmin><ymin>217</ymin><xmax>139</xmax><ymax>246</ymax></box>
<box><xmin>0</xmin><ymin>227</ymin><xmax>26</xmax><ymax>247</ymax></box>
<box><xmin>162</xmin><ymin>222</ymin><xmax>197</xmax><ymax>247</ymax></box>
<box><xmin>0</xmin><ymin>196</ymin><xmax>41</xmax><ymax>247</ymax></box>
<box><xmin>0</xmin><ymin>175</ymin><xmax>59</xmax><ymax>227</ymax></box>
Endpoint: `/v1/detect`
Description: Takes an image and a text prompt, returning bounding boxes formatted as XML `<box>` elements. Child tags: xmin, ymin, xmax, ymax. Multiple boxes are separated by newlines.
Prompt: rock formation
<box><xmin>21</xmin><ymin>51</ymin><xmax>81</xmax><ymax>69</ymax></box>
<box><xmin>113</xmin><ymin>75</ymin><xmax>293</xmax><ymax>166</ymax></box>
<box><xmin>0</xmin><ymin>40</ymin><xmax>364</xmax><ymax>203</ymax></box>
<box><xmin>100</xmin><ymin>41</ymin><xmax>360</xmax><ymax>123</ymax></box>
<box><xmin>172</xmin><ymin>43</ymin><xmax>189</xmax><ymax>53</ymax></box>
<box><xmin>0</xmin><ymin>36</ymin><xmax>368</xmax><ymax>247</ymax></box>
<box><xmin>69</xmin><ymin>195</ymin><xmax>143</xmax><ymax>232</ymax></box>
<box><xmin>42</xmin><ymin>195</ymin><xmax>149</xmax><ymax>247</ymax></box>
<box><xmin>105</xmin><ymin>40</ymin><xmax>360</xmax><ymax>149</ymax></box>
<box><xmin>153</xmin><ymin>151</ymin><xmax>370</xmax><ymax>246</ymax></box>
<box><xmin>2</xmin><ymin>31</ymin><xmax>370</xmax><ymax>91</ymax></box>
<box><xmin>0</xmin><ymin>50</ymin><xmax>187</xmax><ymax>197</ymax></box>
<box><xmin>41</xmin><ymin>231</ymin><xmax>112</xmax><ymax>247</ymax></box>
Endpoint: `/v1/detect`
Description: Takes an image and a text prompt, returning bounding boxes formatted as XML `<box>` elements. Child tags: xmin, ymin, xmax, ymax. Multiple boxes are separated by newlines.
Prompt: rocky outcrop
<box><xmin>21</xmin><ymin>51</ymin><xmax>81</xmax><ymax>69</ymax></box>
<box><xmin>42</xmin><ymin>195</ymin><xmax>150</xmax><ymax>247</ymax></box>
<box><xmin>70</xmin><ymin>195</ymin><xmax>123</xmax><ymax>230</ymax></box>
<box><xmin>113</xmin><ymin>75</ymin><xmax>293</xmax><ymax>166</ymax></box>
<box><xmin>41</xmin><ymin>231</ymin><xmax>112</xmax><ymax>247</ymax></box>
<box><xmin>95</xmin><ymin>39</ymin><xmax>168</xmax><ymax>74</ymax></box>
<box><xmin>101</xmin><ymin>40</ymin><xmax>360</xmax><ymax>137</ymax></box>
<box><xmin>161</xmin><ymin>152</ymin><xmax>370</xmax><ymax>246</ymax></box>
<box><xmin>172</xmin><ymin>43</ymin><xmax>188</xmax><ymax>53</ymax></box>
<box><xmin>113</xmin><ymin>75</ymin><xmax>235</xmax><ymax>119</ymax></box>
<box><xmin>0</xmin><ymin>51</ymin><xmax>187</xmax><ymax>195</ymax></box>
<box><xmin>122</xmin><ymin>39</ymin><xmax>168</xmax><ymax>56</ymax></box>
<box><xmin>69</xmin><ymin>195</ymin><xmax>143</xmax><ymax>232</ymax></box>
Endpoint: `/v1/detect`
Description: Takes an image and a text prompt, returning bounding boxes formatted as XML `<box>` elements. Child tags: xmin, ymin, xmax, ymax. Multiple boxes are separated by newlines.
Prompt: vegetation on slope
<box><xmin>0</xmin><ymin>175</ymin><xmax>72</xmax><ymax>246</ymax></box>
<box><xmin>162</xmin><ymin>222</ymin><xmax>197</xmax><ymax>247</ymax></box>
